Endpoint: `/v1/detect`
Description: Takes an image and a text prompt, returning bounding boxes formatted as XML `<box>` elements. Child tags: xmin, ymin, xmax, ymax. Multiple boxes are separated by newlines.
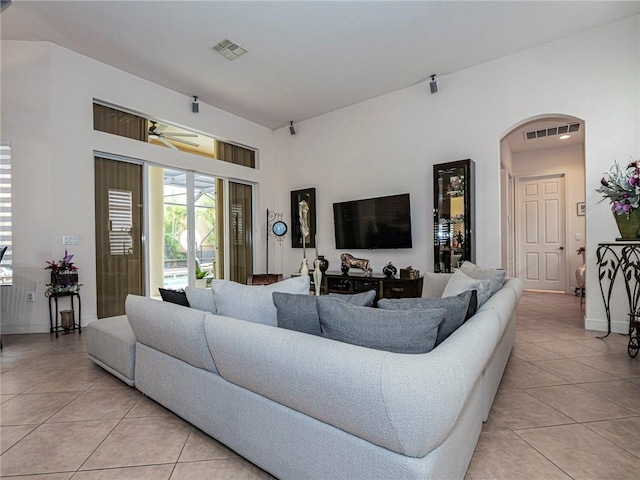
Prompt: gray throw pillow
<box><xmin>378</xmin><ymin>290</ymin><xmax>471</xmax><ymax>346</ymax></box>
<box><xmin>317</xmin><ymin>297</ymin><xmax>446</xmax><ymax>354</ymax></box>
<box><xmin>212</xmin><ymin>275</ymin><xmax>310</xmax><ymax>326</ymax></box>
<box><xmin>273</xmin><ymin>290</ymin><xmax>376</xmax><ymax>336</ymax></box>
<box><xmin>459</xmin><ymin>261</ymin><xmax>506</xmax><ymax>296</ymax></box>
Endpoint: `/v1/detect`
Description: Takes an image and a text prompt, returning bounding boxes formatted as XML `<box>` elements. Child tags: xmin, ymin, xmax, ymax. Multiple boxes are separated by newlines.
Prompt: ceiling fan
<box><xmin>148</xmin><ymin>121</ymin><xmax>199</xmax><ymax>150</ymax></box>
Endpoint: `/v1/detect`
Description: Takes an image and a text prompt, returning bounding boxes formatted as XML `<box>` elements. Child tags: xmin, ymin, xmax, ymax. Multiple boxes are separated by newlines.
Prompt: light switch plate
<box><xmin>63</xmin><ymin>235</ymin><xmax>79</xmax><ymax>245</ymax></box>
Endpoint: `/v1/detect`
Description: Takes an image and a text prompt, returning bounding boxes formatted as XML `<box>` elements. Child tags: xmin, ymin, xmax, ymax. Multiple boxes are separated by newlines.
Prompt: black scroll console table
<box><xmin>596</xmin><ymin>242</ymin><xmax>640</xmax><ymax>357</ymax></box>
<box><xmin>48</xmin><ymin>291</ymin><xmax>82</xmax><ymax>339</ymax></box>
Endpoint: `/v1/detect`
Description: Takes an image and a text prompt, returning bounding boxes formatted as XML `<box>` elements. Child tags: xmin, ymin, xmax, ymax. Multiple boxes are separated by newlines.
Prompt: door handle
<box><xmin>559</xmin><ymin>246</ymin><xmax>564</xmax><ymax>250</ymax></box>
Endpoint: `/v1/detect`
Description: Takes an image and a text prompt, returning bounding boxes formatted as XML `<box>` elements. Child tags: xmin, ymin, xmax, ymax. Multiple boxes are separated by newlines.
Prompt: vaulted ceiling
<box><xmin>2</xmin><ymin>1</ymin><xmax>638</xmax><ymax>130</ymax></box>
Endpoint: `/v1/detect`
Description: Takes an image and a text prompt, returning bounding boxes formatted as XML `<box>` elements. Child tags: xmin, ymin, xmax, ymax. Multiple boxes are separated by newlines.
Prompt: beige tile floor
<box><xmin>1</xmin><ymin>291</ymin><xmax>639</xmax><ymax>479</ymax></box>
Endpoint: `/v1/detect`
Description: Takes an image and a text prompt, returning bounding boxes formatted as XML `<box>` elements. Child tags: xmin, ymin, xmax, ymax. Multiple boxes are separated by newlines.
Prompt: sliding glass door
<box><xmin>148</xmin><ymin>167</ymin><xmax>248</xmax><ymax>295</ymax></box>
<box><xmin>96</xmin><ymin>158</ymin><xmax>254</xmax><ymax>307</ymax></box>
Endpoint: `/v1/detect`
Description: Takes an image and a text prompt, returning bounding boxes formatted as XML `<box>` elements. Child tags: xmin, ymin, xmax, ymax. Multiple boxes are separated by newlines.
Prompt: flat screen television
<box><xmin>333</xmin><ymin>193</ymin><xmax>413</xmax><ymax>249</ymax></box>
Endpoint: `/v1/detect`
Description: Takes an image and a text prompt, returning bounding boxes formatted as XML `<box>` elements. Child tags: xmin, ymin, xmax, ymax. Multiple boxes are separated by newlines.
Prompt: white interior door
<box><xmin>516</xmin><ymin>174</ymin><xmax>566</xmax><ymax>291</ymax></box>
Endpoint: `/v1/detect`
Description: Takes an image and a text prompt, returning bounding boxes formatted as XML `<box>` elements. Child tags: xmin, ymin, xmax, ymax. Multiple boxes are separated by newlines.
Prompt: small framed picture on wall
<box><xmin>577</xmin><ymin>202</ymin><xmax>586</xmax><ymax>216</ymax></box>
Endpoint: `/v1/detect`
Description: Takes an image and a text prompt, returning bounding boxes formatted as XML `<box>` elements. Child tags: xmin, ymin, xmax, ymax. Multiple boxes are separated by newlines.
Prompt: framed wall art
<box><xmin>290</xmin><ymin>188</ymin><xmax>316</xmax><ymax>248</ymax></box>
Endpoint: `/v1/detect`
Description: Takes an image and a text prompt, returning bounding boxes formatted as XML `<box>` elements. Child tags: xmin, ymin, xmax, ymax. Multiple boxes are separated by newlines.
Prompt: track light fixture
<box><xmin>289</xmin><ymin>121</ymin><xmax>296</xmax><ymax>135</ymax></box>
<box><xmin>429</xmin><ymin>75</ymin><xmax>438</xmax><ymax>95</ymax></box>
<box><xmin>192</xmin><ymin>96</ymin><xmax>199</xmax><ymax>113</ymax></box>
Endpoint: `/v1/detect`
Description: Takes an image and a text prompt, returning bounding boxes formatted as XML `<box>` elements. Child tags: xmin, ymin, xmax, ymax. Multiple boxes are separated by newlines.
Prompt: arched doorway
<box><xmin>500</xmin><ymin>115</ymin><xmax>586</xmax><ymax>294</ymax></box>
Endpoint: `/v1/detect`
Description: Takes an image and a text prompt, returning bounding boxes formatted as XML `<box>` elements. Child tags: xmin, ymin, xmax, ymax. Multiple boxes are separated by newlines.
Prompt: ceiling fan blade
<box><xmin>154</xmin><ymin>123</ymin><xmax>169</xmax><ymax>134</ymax></box>
<box><xmin>169</xmin><ymin>137</ymin><xmax>200</xmax><ymax>147</ymax></box>
<box><xmin>149</xmin><ymin>134</ymin><xmax>159</xmax><ymax>140</ymax></box>
<box><xmin>164</xmin><ymin>133</ymin><xmax>198</xmax><ymax>138</ymax></box>
<box><xmin>159</xmin><ymin>137</ymin><xmax>178</xmax><ymax>150</ymax></box>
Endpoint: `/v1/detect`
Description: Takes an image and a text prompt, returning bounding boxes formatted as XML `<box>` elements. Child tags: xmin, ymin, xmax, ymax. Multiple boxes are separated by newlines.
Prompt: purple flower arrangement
<box><xmin>597</xmin><ymin>160</ymin><xmax>640</xmax><ymax>217</ymax></box>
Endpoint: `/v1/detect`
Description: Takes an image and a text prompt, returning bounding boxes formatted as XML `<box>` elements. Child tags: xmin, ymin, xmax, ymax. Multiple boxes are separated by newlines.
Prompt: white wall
<box><xmin>272</xmin><ymin>16</ymin><xmax>639</xmax><ymax>332</ymax></box>
<box><xmin>1</xmin><ymin>41</ymin><xmax>275</xmax><ymax>333</ymax></box>
<box><xmin>511</xmin><ymin>144</ymin><xmax>586</xmax><ymax>293</ymax></box>
<box><xmin>2</xmin><ymin>15</ymin><xmax>638</xmax><ymax>334</ymax></box>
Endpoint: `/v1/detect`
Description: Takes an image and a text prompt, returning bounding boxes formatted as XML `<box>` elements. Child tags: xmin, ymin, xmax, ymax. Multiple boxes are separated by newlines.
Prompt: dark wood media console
<box><xmin>320</xmin><ymin>271</ymin><xmax>423</xmax><ymax>301</ymax></box>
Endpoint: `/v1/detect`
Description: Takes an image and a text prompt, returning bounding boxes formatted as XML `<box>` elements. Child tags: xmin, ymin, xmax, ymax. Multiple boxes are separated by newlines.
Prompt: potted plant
<box><xmin>45</xmin><ymin>250</ymin><xmax>81</xmax><ymax>295</ymax></box>
<box><xmin>596</xmin><ymin>159</ymin><xmax>640</xmax><ymax>239</ymax></box>
<box><xmin>195</xmin><ymin>258</ymin><xmax>210</xmax><ymax>288</ymax></box>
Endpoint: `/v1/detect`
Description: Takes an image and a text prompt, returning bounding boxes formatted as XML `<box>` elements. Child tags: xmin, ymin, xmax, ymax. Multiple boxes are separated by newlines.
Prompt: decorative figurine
<box><xmin>340</xmin><ymin>253</ymin><xmax>373</xmax><ymax>276</ymax></box>
<box><xmin>382</xmin><ymin>262</ymin><xmax>397</xmax><ymax>278</ymax></box>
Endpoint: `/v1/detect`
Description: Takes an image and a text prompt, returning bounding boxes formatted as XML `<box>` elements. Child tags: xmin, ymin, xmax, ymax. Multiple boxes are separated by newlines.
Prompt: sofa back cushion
<box><xmin>377</xmin><ymin>290</ymin><xmax>472</xmax><ymax>346</ymax></box>
<box><xmin>421</xmin><ymin>272</ymin><xmax>453</xmax><ymax>298</ymax></box>
<box><xmin>204</xmin><ymin>307</ymin><xmax>502</xmax><ymax>458</ymax></box>
<box><xmin>212</xmin><ymin>275</ymin><xmax>310</xmax><ymax>326</ymax></box>
<box><xmin>317</xmin><ymin>297</ymin><xmax>445</xmax><ymax>354</ymax></box>
<box><xmin>273</xmin><ymin>290</ymin><xmax>376</xmax><ymax>336</ymax></box>
<box><xmin>125</xmin><ymin>295</ymin><xmax>218</xmax><ymax>373</ymax></box>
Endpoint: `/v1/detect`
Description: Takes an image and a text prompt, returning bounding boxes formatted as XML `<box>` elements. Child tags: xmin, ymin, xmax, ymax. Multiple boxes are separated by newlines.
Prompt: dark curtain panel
<box><xmin>229</xmin><ymin>182</ymin><xmax>253</xmax><ymax>283</ymax></box>
<box><xmin>215</xmin><ymin>178</ymin><xmax>226</xmax><ymax>278</ymax></box>
<box><xmin>93</xmin><ymin>103</ymin><xmax>148</xmax><ymax>142</ymax></box>
<box><xmin>216</xmin><ymin>140</ymin><xmax>256</xmax><ymax>168</ymax></box>
<box><xmin>94</xmin><ymin>157</ymin><xmax>144</xmax><ymax>318</ymax></box>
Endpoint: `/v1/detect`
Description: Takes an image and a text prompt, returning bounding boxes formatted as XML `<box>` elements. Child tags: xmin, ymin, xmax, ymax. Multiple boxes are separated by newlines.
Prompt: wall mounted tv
<box><xmin>333</xmin><ymin>193</ymin><xmax>413</xmax><ymax>249</ymax></box>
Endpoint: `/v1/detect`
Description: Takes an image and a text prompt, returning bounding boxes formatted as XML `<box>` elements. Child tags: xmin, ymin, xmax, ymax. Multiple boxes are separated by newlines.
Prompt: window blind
<box><xmin>0</xmin><ymin>143</ymin><xmax>12</xmax><ymax>285</ymax></box>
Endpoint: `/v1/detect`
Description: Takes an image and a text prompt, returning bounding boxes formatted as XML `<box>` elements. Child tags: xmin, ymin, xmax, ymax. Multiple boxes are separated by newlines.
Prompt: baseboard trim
<box><xmin>585</xmin><ymin>317</ymin><xmax>629</xmax><ymax>335</ymax></box>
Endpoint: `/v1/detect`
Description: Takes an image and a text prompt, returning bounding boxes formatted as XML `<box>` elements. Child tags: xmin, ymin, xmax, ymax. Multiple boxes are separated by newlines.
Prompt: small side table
<box><xmin>596</xmin><ymin>242</ymin><xmax>640</xmax><ymax>357</ymax></box>
<box><xmin>48</xmin><ymin>291</ymin><xmax>82</xmax><ymax>338</ymax></box>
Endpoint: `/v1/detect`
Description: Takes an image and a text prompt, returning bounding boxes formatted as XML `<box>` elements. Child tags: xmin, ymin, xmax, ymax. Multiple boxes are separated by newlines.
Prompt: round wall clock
<box><xmin>272</xmin><ymin>220</ymin><xmax>288</xmax><ymax>237</ymax></box>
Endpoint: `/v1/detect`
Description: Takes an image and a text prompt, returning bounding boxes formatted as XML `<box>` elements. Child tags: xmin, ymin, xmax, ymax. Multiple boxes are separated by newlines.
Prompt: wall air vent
<box><xmin>211</xmin><ymin>39</ymin><xmax>247</xmax><ymax>61</ymax></box>
<box><xmin>524</xmin><ymin>123</ymin><xmax>580</xmax><ymax>140</ymax></box>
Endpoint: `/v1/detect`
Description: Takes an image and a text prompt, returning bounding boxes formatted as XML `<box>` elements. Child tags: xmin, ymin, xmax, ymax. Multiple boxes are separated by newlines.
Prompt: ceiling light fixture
<box><xmin>289</xmin><ymin>121</ymin><xmax>296</xmax><ymax>135</ymax></box>
<box><xmin>192</xmin><ymin>96</ymin><xmax>199</xmax><ymax>113</ymax></box>
<box><xmin>429</xmin><ymin>75</ymin><xmax>438</xmax><ymax>94</ymax></box>
<box><xmin>559</xmin><ymin>134</ymin><xmax>570</xmax><ymax>140</ymax></box>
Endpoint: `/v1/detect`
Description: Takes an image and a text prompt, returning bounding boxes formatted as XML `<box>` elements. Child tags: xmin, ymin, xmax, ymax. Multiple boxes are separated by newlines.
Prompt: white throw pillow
<box><xmin>184</xmin><ymin>286</ymin><xmax>217</xmax><ymax>314</ymax></box>
<box><xmin>459</xmin><ymin>261</ymin><xmax>506</xmax><ymax>296</ymax></box>
<box><xmin>441</xmin><ymin>269</ymin><xmax>491</xmax><ymax>307</ymax></box>
<box><xmin>212</xmin><ymin>275</ymin><xmax>310</xmax><ymax>326</ymax></box>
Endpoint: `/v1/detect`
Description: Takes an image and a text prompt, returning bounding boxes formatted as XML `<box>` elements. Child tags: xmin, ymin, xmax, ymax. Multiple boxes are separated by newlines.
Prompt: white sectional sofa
<box><xmin>88</xmin><ymin>274</ymin><xmax>523</xmax><ymax>479</ymax></box>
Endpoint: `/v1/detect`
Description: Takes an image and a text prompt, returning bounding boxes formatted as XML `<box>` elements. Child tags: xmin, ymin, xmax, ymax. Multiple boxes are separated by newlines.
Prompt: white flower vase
<box><xmin>313</xmin><ymin>259</ymin><xmax>322</xmax><ymax>296</ymax></box>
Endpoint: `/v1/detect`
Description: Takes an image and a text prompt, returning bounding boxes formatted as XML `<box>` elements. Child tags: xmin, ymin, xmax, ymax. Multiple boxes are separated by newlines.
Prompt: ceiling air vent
<box><xmin>211</xmin><ymin>39</ymin><xmax>247</xmax><ymax>61</ymax></box>
<box><xmin>524</xmin><ymin>123</ymin><xmax>580</xmax><ymax>140</ymax></box>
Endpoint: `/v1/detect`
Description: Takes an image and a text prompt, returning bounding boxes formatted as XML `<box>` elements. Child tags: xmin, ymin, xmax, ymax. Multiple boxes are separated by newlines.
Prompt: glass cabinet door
<box><xmin>433</xmin><ymin>159</ymin><xmax>475</xmax><ymax>272</ymax></box>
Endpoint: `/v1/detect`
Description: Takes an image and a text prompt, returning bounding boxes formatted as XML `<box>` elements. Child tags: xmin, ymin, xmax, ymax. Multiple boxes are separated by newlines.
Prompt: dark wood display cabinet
<box><xmin>433</xmin><ymin>159</ymin><xmax>475</xmax><ymax>273</ymax></box>
<box><xmin>322</xmin><ymin>271</ymin><xmax>423</xmax><ymax>302</ymax></box>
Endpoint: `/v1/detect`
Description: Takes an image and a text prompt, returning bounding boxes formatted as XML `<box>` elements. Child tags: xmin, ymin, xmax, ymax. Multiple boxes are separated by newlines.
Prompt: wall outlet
<box><xmin>26</xmin><ymin>292</ymin><xmax>35</xmax><ymax>302</ymax></box>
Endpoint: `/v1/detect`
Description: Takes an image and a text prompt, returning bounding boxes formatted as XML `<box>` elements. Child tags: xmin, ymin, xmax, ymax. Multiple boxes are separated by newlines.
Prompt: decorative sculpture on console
<box><xmin>340</xmin><ymin>253</ymin><xmax>372</xmax><ymax>276</ymax></box>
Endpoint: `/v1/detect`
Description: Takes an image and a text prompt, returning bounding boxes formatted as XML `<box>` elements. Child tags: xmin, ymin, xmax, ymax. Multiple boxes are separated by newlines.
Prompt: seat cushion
<box><xmin>87</xmin><ymin>315</ymin><xmax>136</xmax><ymax>385</ymax></box>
